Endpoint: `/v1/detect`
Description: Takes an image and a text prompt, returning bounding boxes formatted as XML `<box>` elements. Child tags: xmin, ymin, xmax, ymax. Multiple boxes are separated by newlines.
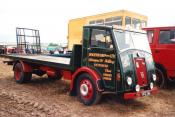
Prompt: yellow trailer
<box><xmin>68</xmin><ymin>10</ymin><xmax>147</xmax><ymax>50</ymax></box>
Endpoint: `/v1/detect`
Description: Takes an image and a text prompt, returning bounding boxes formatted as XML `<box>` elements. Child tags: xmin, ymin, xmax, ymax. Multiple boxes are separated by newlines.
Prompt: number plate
<box><xmin>142</xmin><ymin>91</ymin><xmax>151</xmax><ymax>96</ymax></box>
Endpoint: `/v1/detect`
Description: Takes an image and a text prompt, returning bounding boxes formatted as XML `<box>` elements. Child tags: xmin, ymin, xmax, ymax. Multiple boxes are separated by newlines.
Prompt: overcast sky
<box><xmin>0</xmin><ymin>0</ymin><xmax>175</xmax><ymax>44</ymax></box>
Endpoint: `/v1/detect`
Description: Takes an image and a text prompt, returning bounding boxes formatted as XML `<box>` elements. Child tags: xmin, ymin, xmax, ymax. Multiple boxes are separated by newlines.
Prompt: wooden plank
<box><xmin>0</xmin><ymin>54</ymin><xmax>74</xmax><ymax>71</ymax></box>
<box><xmin>13</xmin><ymin>55</ymin><xmax>70</xmax><ymax>65</ymax></box>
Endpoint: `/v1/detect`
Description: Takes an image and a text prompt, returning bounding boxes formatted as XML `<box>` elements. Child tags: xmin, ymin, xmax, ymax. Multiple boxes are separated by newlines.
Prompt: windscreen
<box><xmin>114</xmin><ymin>30</ymin><xmax>151</xmax><ymax>53</ymax></box>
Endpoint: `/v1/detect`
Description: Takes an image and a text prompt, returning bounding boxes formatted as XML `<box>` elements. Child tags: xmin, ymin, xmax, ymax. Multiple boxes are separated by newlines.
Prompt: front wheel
<box><xmin>155</xmin><ymin>68</ymin><xmax>167</xmax><ymax>88</ymax></box>
<box><xmin>76</xmin><ymin>73</ymin><xmax>101</xmax><ymax>106</ymax></box>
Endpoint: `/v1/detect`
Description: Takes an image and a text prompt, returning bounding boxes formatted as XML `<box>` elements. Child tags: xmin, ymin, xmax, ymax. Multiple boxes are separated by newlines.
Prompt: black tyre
<box><xmin>155</xmin><ymin>68</ymin><xmax>167</xmax><ymax>88</ymax></box>
<box><xmin>14</xmin><ymin>63</ymin><xmax>32</xmax><ymax>83</ymax></box>
<box><xmin>76</xmin><ymin>73</ymin><xmax>101</xmax><ymax>106</ymax></box>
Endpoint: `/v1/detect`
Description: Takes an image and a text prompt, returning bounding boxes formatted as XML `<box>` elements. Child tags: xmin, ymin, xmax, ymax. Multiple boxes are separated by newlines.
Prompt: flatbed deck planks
<box><xmin>0</xmin><ymin>54</ymin><xmax>72</xmax><ymax>70</ymax></box>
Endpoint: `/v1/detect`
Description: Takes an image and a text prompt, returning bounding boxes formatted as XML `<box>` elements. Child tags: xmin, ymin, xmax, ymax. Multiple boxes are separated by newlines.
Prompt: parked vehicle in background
<box><xmin>6</xmin><ymin>46</ymin><xmax>17</xmax><ymax>54</ymax></box>
<box><xmin>0</xmin><ymin>45</ymin><xmax>6</xmax><ymax>54</ymax></box>
<box><xmin>68</xmin><ymin>10</ymin><xmax>148</xmax><ymax>50</ymax></box>
<box><xmin>0</xmin><ymin>44</ymin><xmax>16</xmax><ymax>54</ymax></box>
<box><xmin>143</xmin><ymin>26</ymin><xmax>175</xmax><ymax>88</ymax></box>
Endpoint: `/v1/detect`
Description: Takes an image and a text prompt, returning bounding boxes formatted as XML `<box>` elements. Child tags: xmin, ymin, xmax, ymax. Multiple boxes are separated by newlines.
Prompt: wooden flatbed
<box><xmin>0</xmin><ymin>54</ymin><xmax>72</xmax><ymax>70</ymax></box>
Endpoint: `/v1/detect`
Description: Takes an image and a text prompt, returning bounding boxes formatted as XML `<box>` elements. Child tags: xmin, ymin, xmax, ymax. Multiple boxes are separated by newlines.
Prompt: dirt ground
<box><xmin>0</xmin><ymin>58</ymin><xmax>175</xmax><ymax>117</ymax></box>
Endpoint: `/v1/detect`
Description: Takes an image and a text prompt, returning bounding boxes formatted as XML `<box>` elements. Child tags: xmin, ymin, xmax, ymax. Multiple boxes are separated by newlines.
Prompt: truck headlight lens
<box><xmin>135</xmin><ymin>84</ymin><xmax>140</xmax><ymax>92</ymax></box>
<box><xmin>152</xmin><ymin>74</ymin><xmax>156</xmax><ymax>81</ymax></box>
<box><xmin>150</xmin><ymin>82</ymin><xmax>153</xmax><ymax>89</ymax></box>
<box><xmin>127</xmin><ymin>77</ymin><xmax>132</xmax><ymax>85</ymax></box>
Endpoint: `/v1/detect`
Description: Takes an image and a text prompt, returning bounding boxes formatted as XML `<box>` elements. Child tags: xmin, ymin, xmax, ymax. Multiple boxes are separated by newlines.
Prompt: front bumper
<box><xmin>123</xmin><ymin>87</ymin><xmax>158</xmax><ymax>100</ymax></box>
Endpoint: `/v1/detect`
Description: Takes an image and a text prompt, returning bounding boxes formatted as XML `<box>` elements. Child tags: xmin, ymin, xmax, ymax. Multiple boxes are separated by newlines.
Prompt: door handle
<box><xmin>155</xmin><ymin>49</ymin><xmax>159</xmax><ymax>53</ymax></box>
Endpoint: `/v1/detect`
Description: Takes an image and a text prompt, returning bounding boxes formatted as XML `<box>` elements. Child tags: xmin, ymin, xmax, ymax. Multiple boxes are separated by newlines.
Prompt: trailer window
<box><xmin>90</xmin><ymin>29</ymin><xmax>112</xmax><ymax>49</ymax></box>
<box><xmin>125</xmin><ymin>16</ymin><xmax>131</xmax><ymax>27</ymax></box>
<box><xmin>89</xmin><ymin>19</ymin><xmax>104</xmax><ymax>25</ymax></box>
<box><xmin>105</xmin><ymin>16</ymin><xmax>122</xmax><ymax>26</ymax></box>
<box><xmin>147</xmin><ymin>30</ymin><xmax>154</xmax><ymax>43</ymax></box>
<box><xmin>141</xmin><ymin>20</ymin><xmax>147</xmax><ymax>28</ymax></box>
<box><xmin>159</xmin><ymin>30</ymin><xmax>175</xmax><ymax>44</ymax></box>
<box><xmin>96</xmin><ymin>19</ymin><xmax>104</xmax><ymax>25</ymax></box>
<box><xmin>132</xmin><ymin>18</ymin><xmax>141</xmax><ymax>29</ymax></box>
<box><xmin>89</xmin><ymin>21</ymin><xmax>95</xmax><ymax>25</ymax></box>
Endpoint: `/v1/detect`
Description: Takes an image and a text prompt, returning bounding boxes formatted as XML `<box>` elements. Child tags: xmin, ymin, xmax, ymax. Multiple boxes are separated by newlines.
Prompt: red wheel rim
<box><xmin>15</xmin><ymin>67</ymin><xmax>21</xmax><ymax>81</ymax></box>
<box><xmin>80</xmin><ymin>79</ymin><xmax>93</xmax><ymax>100</ymax></box>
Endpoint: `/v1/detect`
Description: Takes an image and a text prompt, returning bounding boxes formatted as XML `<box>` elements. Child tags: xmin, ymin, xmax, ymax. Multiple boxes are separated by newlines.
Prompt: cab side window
<box><xmin>147</xmin><ymin>30</ymin><xmax>154</xmax><ymax>43</ymax></box>
<box><xmin>90</xmin><ymin>29</ymin><xmax>113</xmax><ymax>49</ymax></box>
<box><xmin>159</xmin><ymin>30</ymin><xmax>175</xmax><ymax>44</ymax></box>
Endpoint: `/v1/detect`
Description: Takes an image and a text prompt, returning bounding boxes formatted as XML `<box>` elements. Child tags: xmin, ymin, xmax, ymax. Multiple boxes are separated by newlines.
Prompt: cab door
<box><xmin>83</xmin><ymin>28</ymin><xmax>116</xmax><ymax>90</ymax></box>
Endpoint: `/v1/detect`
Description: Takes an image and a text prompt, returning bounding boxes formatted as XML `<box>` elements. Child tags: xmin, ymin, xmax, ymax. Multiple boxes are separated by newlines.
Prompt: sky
<box><xmin>0</xmin><ymin>0</ymin><xmax>175</xmax><ymax>44</ymax></box>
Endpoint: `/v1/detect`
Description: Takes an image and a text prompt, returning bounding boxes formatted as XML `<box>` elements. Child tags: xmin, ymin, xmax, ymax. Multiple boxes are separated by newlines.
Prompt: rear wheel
<box><xmin>14</xmin><ymin>63</ymin><xmax>32</xmax><ymax>83</ymax></box>
<box><xmin>76</xmin><ymin>73</ymin><xmax>101</xmax><ymax>105</ymax></box>
<box><xmin>155</xmin><ymin>68</ymin><xmax>167</xmax><ymax>88</ymax></box>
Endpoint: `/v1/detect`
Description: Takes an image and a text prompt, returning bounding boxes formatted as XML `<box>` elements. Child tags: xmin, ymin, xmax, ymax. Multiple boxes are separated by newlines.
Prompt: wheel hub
<box><xmin>80</xmin><ymin>84</ymin><xmax>89</xmax><ymax>96</ymax></box>
<box><xmin>79</xmin><ymin>79</ymin><xmax>93</xmax><ymax>100</ymax></box>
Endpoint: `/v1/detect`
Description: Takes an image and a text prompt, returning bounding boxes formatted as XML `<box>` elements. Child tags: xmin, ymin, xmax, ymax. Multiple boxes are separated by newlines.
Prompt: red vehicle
<box><xmin>143</xmin><ymin>26</ymin><xmax>175</xmax><ymax>87</ymax></box>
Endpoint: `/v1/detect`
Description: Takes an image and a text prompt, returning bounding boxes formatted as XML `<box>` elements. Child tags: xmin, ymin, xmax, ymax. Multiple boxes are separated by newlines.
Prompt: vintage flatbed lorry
<box><xmin>0</xmin><ymin>25</ymin><xmax>157</xmax><ymax>105</ymax></box>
